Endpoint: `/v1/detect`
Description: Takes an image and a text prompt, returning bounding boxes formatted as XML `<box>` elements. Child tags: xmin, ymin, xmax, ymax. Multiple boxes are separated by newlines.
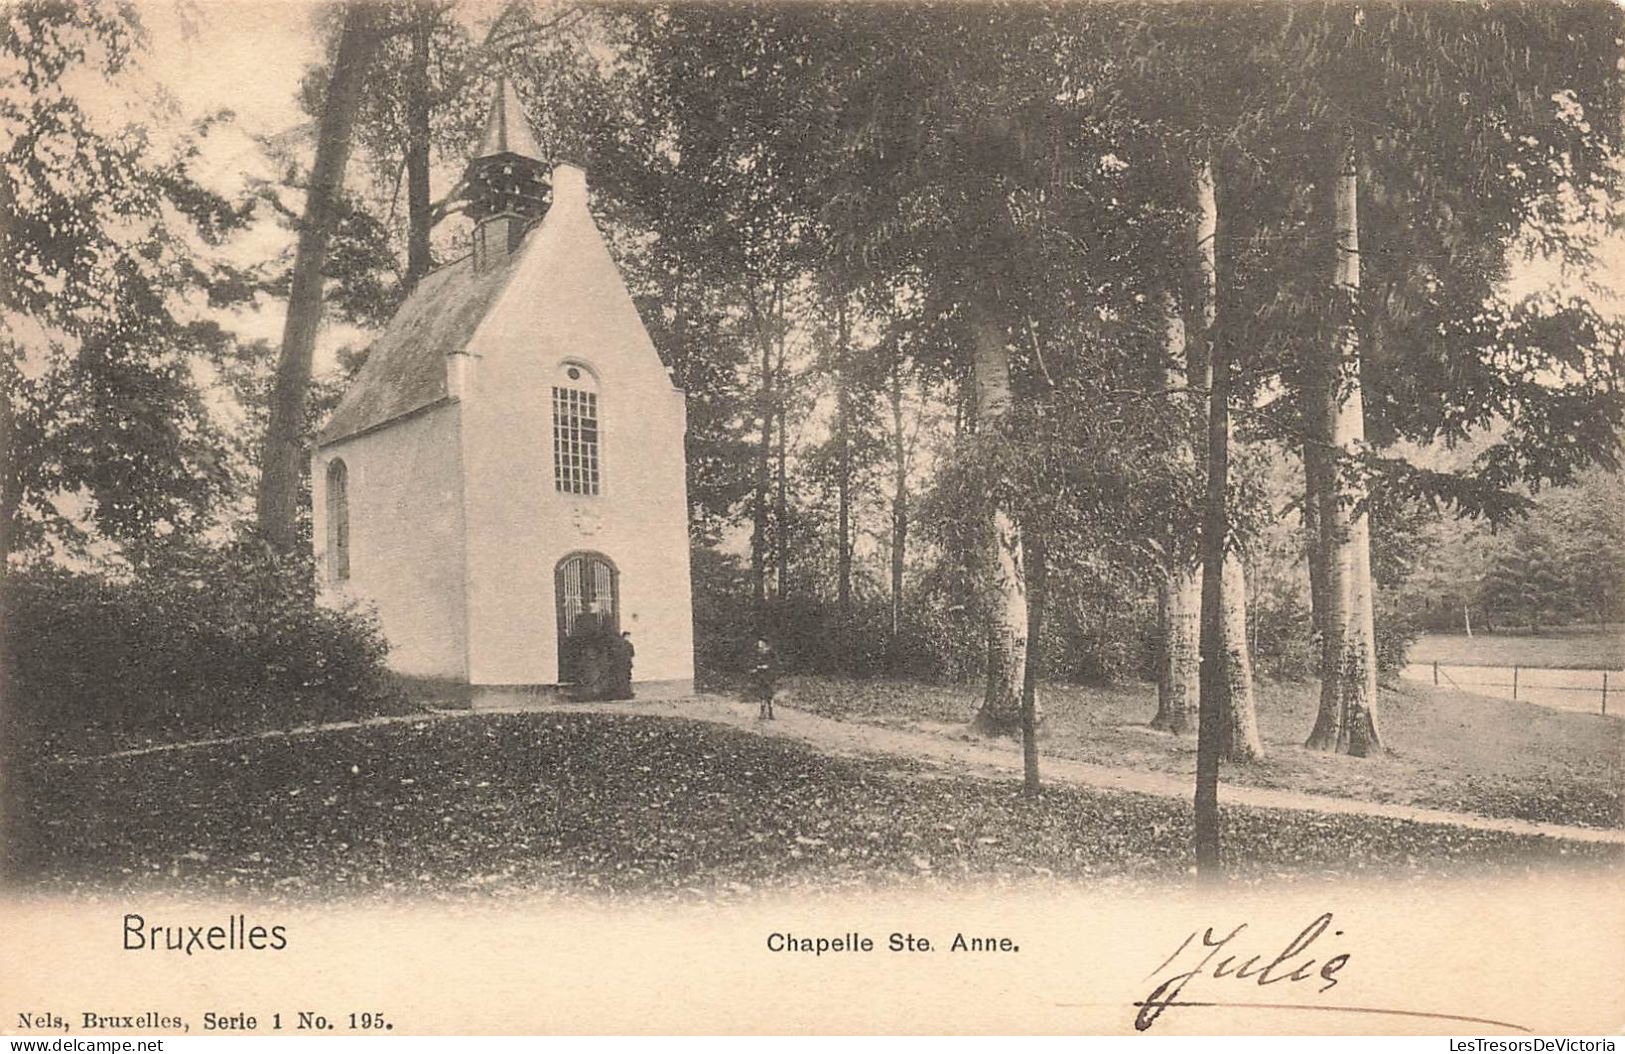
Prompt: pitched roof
<box><xmin>476</xmin><ymin>78</ymin><xmax>544</xmax><ymax>162</ymax></box>
<box><xmin>316</xmin><ymin>247</ymin><xmax>523</xmax><ymax>445</ymax></box>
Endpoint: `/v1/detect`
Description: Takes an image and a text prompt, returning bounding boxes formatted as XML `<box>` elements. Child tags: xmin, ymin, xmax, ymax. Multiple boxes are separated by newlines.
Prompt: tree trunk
<box><xmin>1193</xmin><ymin>157</ymin><xmax>1230</xmax><ymax>879</ymax></box>
<box><xmin>0</xmin><ymin>375</ymin><xmax>18</xmax><ymax>564</ymax></box>
<box><xmin>889</xmin><ymin>342</ymin><xmax>908</xmax><ymax>646</ymax></box>
<box><xmin>403</xmin><ymin>0</ymin><xmax>433</xmax><ymax>290</ymax></box>
<box><xmin>968</xmin><ymin>291</ymin><xmax>1028</xmax><ymax>734</ymax></box>
<box><xmin>774</xmin><ymin>339</ymin><xmax>789</xmax><ymax>600</ymax></box>
<box><xmin>1021</xmin><ymin>532</ymin><xmax>1047</xmax><ymax>794</ymax></box>
<box><xmin>1303</xmin><ymin>428</ymin><xmax>1342</xmax><ymax>748</ymax></box>
<box><xmin>256</xmin><ymin>1</ymin><xmax>383</xmax><ymax>554</ymax></box>
<box><xmin>746</xmin><ymin>284</ymin><xmax>781</xmax><ymax>631</ymax></box>
<box><xmin>1305</xmin><ymin>133</ymin><xmax>1384</xmax><ymax>756</ymax></box>
<box><xmin>0</xmin><ymin>378</ymin><xmax>30</xmax><ymax>883</ymax></box>
<box><xmin>1153</xmin><ymin>295</ymin><xmax>1198</xmax><ymax>734</ymax></box>
<box><xmin>835</xmin><ymin>287</ymin><xmax>853</xmax><ymax>668</ymax></box>
<box><xmin>1221</xmin><ymin>552</ymin><xmax>1264</xmax><ymax>761</ymax></box>
<box><xmin>1155</xmin><ymin>570</ymin><xmax>1201</xmax><ymax>733</ymax></box>
<box><xmin>1187</xmin><ymin>160</ymin><xmax>1263</xmax><ymax>762</ymax></box>
<box><xmin>751</xmin><ymin>308</ymin><xmax>772</xmax><ymax>628</ymax></box>
<box><xmin>1344</xmin><ymin>484</ymin><xmax>1383</xmax><ymax>754</ymax></box>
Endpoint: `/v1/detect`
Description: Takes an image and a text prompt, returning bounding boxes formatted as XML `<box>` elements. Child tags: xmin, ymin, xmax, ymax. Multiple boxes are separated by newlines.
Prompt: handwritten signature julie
<box><xmin>1135</xmin><ymin>911</ymin><xmax>1351</xmax><ymax>1031</ymax></box>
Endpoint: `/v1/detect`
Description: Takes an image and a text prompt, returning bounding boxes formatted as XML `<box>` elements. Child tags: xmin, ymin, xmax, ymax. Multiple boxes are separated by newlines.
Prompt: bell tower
<box><xmin>464</xmin><ymin>78</ymin><xmax>549</xmax><ymax>271</ymax></box>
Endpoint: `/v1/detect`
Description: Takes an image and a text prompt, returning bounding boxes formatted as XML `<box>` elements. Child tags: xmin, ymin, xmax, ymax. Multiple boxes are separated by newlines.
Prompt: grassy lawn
<box><xmin>11</xmin><ymin>713</ymin><xmax>1617</xmax><ymax>900</ymax></box>
<box><xmin>1410</xmin><ymin>628</ymin><xmax>1624</xmax><ymax>670</ymax></box>
<box><xmin>784</xmin><ymin>674</ymin><xmax>1625</xmax><ymax>830</ymax></box>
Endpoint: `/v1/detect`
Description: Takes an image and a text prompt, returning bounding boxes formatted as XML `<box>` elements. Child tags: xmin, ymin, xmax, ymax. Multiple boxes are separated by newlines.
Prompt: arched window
<box><xmin>551</xmin><ymin>362</ymin><xmax>600</xmax><ymax>495</ymax></box>
<box><xmin>326</xmin><ymin>458</ymin><xmax>350</xmax><ymax>583</ymax></box>
<box><xmin>556</xmin><ymin>551</ymin><xmax>618</xmax><ymax>636</ymax></box>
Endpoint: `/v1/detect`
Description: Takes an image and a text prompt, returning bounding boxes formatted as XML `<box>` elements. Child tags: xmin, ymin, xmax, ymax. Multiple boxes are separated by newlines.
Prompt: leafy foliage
<box><xmin>689</xmin><ymin>544</ymin><xmax>758</xmax><ymax>685</ymax></box>
<box><xmin>602</xmin><ymin>1</ymin><xmax>1625</xmax><ymax>693</ymax></box>
<box><xmin>1</xmin><ymin>1</ymin><xmax>258</xmax><ymax>559</ymax></box>
<box><xmin>1397</xmin><ymin>467</ymin><xmax>1625</xmax><ymax>633</ymax></box>
<box><xmin>6</xmin><ymin>542</ymin><xmax>404</xmax><ymax>752</ymax></box>
<box><xmin>8</xmin><ymin>1</ymin><xmax>1624</xmax><ymax>810</ymax></box>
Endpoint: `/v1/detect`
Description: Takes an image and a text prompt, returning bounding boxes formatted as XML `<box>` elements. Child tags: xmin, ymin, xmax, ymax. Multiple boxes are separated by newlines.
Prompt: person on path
<box><xmin>751</xmin><ymin>637</ymin><xmax>778</xmax><ymax>720</ymax></box>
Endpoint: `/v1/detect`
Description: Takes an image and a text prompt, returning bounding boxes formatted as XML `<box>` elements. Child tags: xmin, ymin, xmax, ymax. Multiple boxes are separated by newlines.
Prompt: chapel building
<box><xmin>311</xmin><ymin>80</ymin><xmax>695</xmax><ymax>704</ymax></box>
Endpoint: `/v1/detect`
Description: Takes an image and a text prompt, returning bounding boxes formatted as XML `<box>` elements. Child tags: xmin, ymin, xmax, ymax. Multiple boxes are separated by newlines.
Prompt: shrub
<box><xmin>5</xmin><ymin>540</ymin><xmax>403</xmax><ymax>749</ymax></box>
<box><xmin>1249</xmin><ymin>589</ymin><xmax>1317</xmax><ymax>681</ymax></box>
<box><xmin>689</xmin><ymin>544</ymin><xmax>758</xmax><ymax>687</ymax></box>
<box><xmin>1375</xmin><ymin>589</ymin><xmax>1424</xmax><ymax>677</ymax></box>
<box><xmin>1042</xmin><ymin>588</ymin><xmax>1159</xmax><ymax>686</ymax></box>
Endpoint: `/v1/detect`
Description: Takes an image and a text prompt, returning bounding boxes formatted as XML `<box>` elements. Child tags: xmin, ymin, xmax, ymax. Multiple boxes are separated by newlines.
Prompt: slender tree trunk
<box><xmin>1305</xmin><ymin>133</ymin><xmax>1384</xmax><ymax>756</ymax></box>
<box><xmin>1303</xmin><ymin>431</ymin><xmax>1342</xmax><ymax>747</ymax></box>
<box><xmin>751</xmin><ymin>346</ymin><xmax>770</xmax><ymax>625</ymax></box>
<box><xmin>968</xmin><ymin>291</ymin><xmax>1028</xmax><ymax>734</ymax></box>
<box><xmin>1187</xmin><ymin>161</ymin><xmax>1263</xmax><ymax>762</ymax></box>
<box><xmin>403</xmin><ymin>0</ymin><xmax>433</xmax><ymax>290</ymax></box>
<box><xmin>961</xmin><ymin>364</ymin><xmax>976</xmax><ymax>433</ymax></box>
<box><xmin>1195</xmin><ymin>386</ymin><xmax>1230</xmax><ymax>876</ymax></box>
<box><xmin>0</xmin><ymin>375</ymin><xmax>17</xmax><ymax>565</ymax></box>
<box><xmin>748</xmin><ymin>288</ymin><xmax>777</xmax><ymax>629</ymax></box>
<box><xmin>256</xmin><ymin>1</ymin><xmax>383</xmax><ymax>554</ymax></box>
<box><xmin>1193</xmin><ymin>157</ymin><xmax>1230</xmax><ymax>878</ymax></box>
<box><xmin>1153</xmin><ymin>294</ymin><xmax>1198</xmax><ymax>734</ymax></box>
<box><xmin>1021</xmin><ymin>532</ymin><xmax>1047</xmax><ymax>794</ymax></box>
<box><xmin>1344</xmin><ymin>480</ymin><xmax>1383</xmax><ymax>754</ymax></box>
<box><xmin>889</xmin><ymin>344</ymin><xmax>908</xmax><ymax>646</ymax></box>
<box><xmin>835</xmin><ymin>288</ymin><xmax>853</xmax><ymax>668</ymax></box>
<box><xmin>774</xmin><ymin>350</ymin><xmax>789</xmax><ymax>598</ymax></box>
<box><xmin>0</xmin><ymin>379</ymin><xmax>30</xmax><ymax>883</ymax></box>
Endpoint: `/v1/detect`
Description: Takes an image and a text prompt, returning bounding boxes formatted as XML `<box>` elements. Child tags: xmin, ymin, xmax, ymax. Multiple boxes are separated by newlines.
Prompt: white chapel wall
<box><xmin>457</xmin><ymin>167</ymin><xmax>695</xmax><ymax>688</ymax></box>
<box><xmin>312</xmin><ymin>402</ymin><xmax>470</xmax><ymax>681</ymax></box>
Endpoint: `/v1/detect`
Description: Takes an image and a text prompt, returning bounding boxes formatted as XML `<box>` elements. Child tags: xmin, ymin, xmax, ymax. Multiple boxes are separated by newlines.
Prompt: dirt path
<box><xmin>514</xmin><ymin>695</ymin><xmax>1625</xmax><ymax>847</ymax></box>
<box><xmin>53</xmin><ymin>694</ymin><xmax>1625</xmax><ymax>847</ymax></box>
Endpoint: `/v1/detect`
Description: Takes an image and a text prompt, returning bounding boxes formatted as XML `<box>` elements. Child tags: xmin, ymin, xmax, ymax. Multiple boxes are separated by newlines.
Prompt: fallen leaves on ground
<box><xmin>14</xmin><ymin>713</ymin><xmax>1619</xmax><ymax>901</ymax></box>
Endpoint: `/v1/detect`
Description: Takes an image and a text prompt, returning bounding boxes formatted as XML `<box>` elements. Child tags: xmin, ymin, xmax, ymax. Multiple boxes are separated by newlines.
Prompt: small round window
<box><xmin>557</xmin><ymin>362</ymin><xmax>597</xmax><ymax>389</ymax></box>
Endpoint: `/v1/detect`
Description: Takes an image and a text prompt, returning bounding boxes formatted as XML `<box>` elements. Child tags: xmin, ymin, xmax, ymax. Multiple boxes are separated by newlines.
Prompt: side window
<box><xmin>552</xmin><ymin>363</ymin><xmax>600</xmax><ymax>495</ymax></box>
<box><xmin>326</xmin><ymin>458</ymin><xmax>350</xmax><ymax>582</ymax></box>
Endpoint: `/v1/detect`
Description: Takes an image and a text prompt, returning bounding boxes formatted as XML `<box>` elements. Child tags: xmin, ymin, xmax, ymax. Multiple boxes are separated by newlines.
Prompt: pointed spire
<box><xmin>475</xmin><ymin>77</ymin><xmax>544</xmax><ymax>162</ymax></box>
<box><xmin>464</xmin><ymin>77</ymin><xmax>550</xmax><ymax>271</ymax></box>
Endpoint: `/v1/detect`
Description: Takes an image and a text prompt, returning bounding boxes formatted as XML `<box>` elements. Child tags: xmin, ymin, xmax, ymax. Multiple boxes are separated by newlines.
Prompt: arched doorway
<box><xmin>556</xmin><ymin>551</ymin><xmax>618</xmax><ymax>683</ymax></box>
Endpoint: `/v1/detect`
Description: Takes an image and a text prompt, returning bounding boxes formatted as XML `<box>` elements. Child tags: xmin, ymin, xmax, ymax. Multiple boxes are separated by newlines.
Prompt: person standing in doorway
<box><xmin>571</xmin><ymin>600</ymin><xmax>612</xmax><ymax>699</ymax></box>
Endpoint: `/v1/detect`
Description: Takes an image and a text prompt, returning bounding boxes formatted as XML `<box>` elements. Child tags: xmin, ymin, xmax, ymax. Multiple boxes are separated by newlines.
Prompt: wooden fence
<box><xmin>1405</xmin><ymin>662</ymin><xmax>1617</xmax><ymax>715</ymax></box>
